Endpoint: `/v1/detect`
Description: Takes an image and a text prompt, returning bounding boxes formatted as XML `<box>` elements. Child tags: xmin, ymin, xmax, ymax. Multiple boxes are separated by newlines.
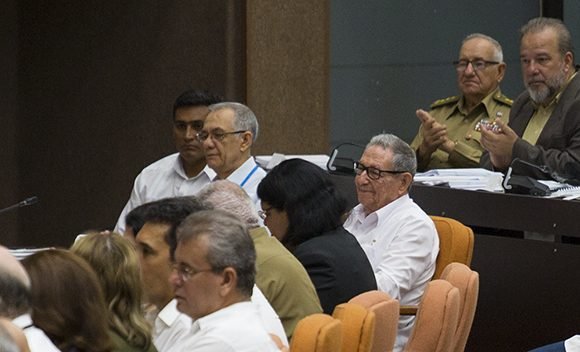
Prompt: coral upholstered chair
<box><xmin>349</xmin><ymin>290</ymin><xmax>399</xmax><ymax>352</ymax></box>
<box><xmin>290</xmin><ymin>313</ymin><xmax>343</xmax><ymax>352</ymax></box>
<box><xmin>440</xmin><ymin>263</ymin><xmax>479</xmax><ymax>352</ymax></box>
<box><xmin>332</xmin><ymin>302</ymin><xmax>376</xmax><ymax>352</ymax></box>
<box><xmin>404</xmin><ymin>280</ymin><xmax>460</xmax><ymax>352</ymax></box>
<box><xmin>430</xmin><ymin>216</ymin><xmax>474</xmax><ymax>279</ymax></box>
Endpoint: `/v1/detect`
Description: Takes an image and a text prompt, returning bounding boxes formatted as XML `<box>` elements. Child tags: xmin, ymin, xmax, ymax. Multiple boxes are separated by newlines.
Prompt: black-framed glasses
<box><xmin>196</xmin><ymin>130</ymin><xmax>247</xmax><ymax>142</ymax></box>
<box><xmin>354</xmin><ymin>161</ymin><xmax>407</xmax><ymax>180</ymax></box>
<box><xmin>453</xmin><ymin>59</ymin><xmax>500</xmax><ymax>72</ymax></box>
<box><xmin>171</xmin><ymin>263</ymin><xmax>217</xmax><ymax>282</ymax></box>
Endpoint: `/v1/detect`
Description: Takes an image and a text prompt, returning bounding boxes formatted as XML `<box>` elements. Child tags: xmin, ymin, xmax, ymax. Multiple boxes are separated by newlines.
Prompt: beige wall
<box><xmin>4</xmin><ymin>1</ymin><xmax>329</xmax><ymax>247</ymax></box>
<box><xmin>246</xmin><ymin>0</ymin><xmax>330</xmax><ymax>155</ymax></box>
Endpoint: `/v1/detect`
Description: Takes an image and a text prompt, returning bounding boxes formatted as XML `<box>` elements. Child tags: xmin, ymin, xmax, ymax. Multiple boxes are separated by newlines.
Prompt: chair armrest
<box><xmin>400</xmin><ymin>305</ymin><xmax>418</xmax><ymax>315</ymax></box>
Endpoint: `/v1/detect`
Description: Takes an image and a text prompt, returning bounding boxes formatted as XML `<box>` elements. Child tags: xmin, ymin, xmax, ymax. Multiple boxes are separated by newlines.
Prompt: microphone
<box><xmin>503</xmin><ymin>159</ymin><xmax>550</xmax><ymax>196</ymax></box>
<box><xmin>0</xmin><ymin>196</ymin><xmax>40</xmax><ymax>215</ymax></box>
<box><xmin>327</xmin><ymin>142</ymin><xmax>365</xmax><ymax>175</ymax></box>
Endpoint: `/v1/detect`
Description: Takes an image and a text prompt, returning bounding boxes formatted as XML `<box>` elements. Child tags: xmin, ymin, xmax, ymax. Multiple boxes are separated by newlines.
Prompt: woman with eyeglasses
<box><xmin>257</xmin><ymin>158</ymin><xmax>376</xmax><ymax>314</ymax></box>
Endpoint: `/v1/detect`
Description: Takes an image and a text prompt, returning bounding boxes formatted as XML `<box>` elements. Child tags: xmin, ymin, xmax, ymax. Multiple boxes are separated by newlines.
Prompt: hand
<box><xmin>480</xmin><ymin>119</ymin><xmax>519</xmax><ymax>169</ymax></box>
<box><xmin>415</xmin><ymin>109</ymin><xmax>449</xmax><ymax>155</ymax></box>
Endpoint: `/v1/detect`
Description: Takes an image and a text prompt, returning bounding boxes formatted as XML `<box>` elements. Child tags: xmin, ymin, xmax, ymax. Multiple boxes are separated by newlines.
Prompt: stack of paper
<box><xmin>414</xmin><ymin>168</ymin><xmax>505</xmax><ymax>192</ymax></box>
<box><xmin>255</xmin><ymin>154</ymin><xmax>330</xmax><ymax>170</ymax></box>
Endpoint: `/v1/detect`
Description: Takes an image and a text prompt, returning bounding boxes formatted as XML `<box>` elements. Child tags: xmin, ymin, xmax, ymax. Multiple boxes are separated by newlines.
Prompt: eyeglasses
<box><xmin>171</xmin><ymin>263</ymin><xmax>216</xmax><ymax>282</ymax></box>
<box><xmin>173</xmin><ymin>120</ymin><xmax>204</xmax><ymax>132</ymax></box>
<box><xmin>453</xmin><ymin>59</ymin><xmax>500</xmax><ymax>72</ymax></box>
<box><xmin>354</xmin><ymin>161</ymin><xmax>407</xmax><ymax>180</ymax></box>
<box><xmin>258</xmin><ymin>206</ymin><xmax>273</xmax><ymax>220</ymax></box>
<box><xmin>196</xmin><ymin>130</ymin><xmax>247</xmax><ymax>142</ymax></box>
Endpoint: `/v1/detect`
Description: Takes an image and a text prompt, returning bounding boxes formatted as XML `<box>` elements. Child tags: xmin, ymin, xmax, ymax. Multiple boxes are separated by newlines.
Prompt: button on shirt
<box><xmin>115</xmin><ymin>153</ymin><xmax>215</xmax><ymax>233</ymax></box>
<box><xmin>182</xmin><ymin>302</ymin><xmax>280</xmax><ymax>352</ymax></box>
<box><xmin>344</xmin><ymin>194</ymin><xmax>439</xmax><ymax>352</ymax></box>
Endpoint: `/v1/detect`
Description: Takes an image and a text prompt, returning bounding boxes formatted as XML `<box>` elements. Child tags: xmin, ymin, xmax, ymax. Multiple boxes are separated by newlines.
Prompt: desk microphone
<box><xmin>503</xmin><ymin>159</ymin><xmax>551</xmax><ymax>196</ymax></box>
<box><xmin>0</xmin><ymin>196</ymin><xmax>39</xmax><ymax>215</ymax></box>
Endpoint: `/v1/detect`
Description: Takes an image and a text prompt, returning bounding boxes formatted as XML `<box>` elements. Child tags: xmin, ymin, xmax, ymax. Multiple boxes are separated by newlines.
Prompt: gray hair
<box><xmin>0</xmin><ymin>272</ymin><xmax>31</xmax><ymax>318</ymax></box>
<box><xmin>367</xmin><ymin>133</ymin><xmax>417</xmax><ymax>176</ymax></box>
<box><xmin>197</xmin><ymin>180</ymin><xmax>261</xmax><ymax>229</ymax></box>
<box><xmin>209</xmin><ymin>102</ymin><xmax>259</xmax><ymax>142</ymax></box>
<box><xmin>0</xmin><ymin>247</ymin><xmax>31</xmax><ymax>318</ymax></box>
<box><xmin>462</xmin><ymin>33</ymin><xmax>504</xmax><ymax>63</ymax></box>
<box><xmin>176</xmin><ymin>210</ymin><xmax>256</xmax><ymax>296</ymax></box>
<box><xmin>520</xmin><ymin>17</ymin><xmax>574</xmax><ymax>60</ymax></box>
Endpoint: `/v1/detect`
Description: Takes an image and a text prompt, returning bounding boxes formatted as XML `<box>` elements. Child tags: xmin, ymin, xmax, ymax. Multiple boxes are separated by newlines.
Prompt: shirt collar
<box><xmin>193</xmin><ymin>301</ymin><xmax>253</xmax><ymax>332</ymax></box>
<box><xmin>454</xmin><ymin>87</ymin><xmax>500</xmax><ymax>119</ymax></box>
<box><xmin>172</xmin><ymin>156</ymin><xmax>216</xmax><ymax>180</ymax></box>
<box><xmin>351</xmin><ymin>194</ymin><xmax>410</xmax><ymax>223</ymax></box>
<box><xmin>156</xmin><ymin>299</ymin><xmax>184</xmax><ymax>327</ymax></box>
<box><xmin>222</xmin><ymin>157</ymin><xmax>256</xmax><ymax>184</ymax></box>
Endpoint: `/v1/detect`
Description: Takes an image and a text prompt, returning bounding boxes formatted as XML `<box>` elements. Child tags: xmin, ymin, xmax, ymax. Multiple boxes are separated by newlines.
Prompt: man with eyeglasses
<box><xmin>171</xmin><ymin>210</ymin><xmax>283</xmax><ymax>351</ymax></box>
<box><xmin>344</xmin><ymin>133</ymin><xmax>439</xmax><ymax>352</ymax></box>
<box><xmin>198</xmin><ymin>102</ymin><xmax>267</xmax><ymax>204</ymax></box>
<box><xmin>410</xmin><ymin>33</ymin><xmax>512</xmax><ymax>171</ymax></box>
<box><xmin>481</xmin><ymin>17</ymin><xmax>580</xmax><ymax>182</ymax></box>
<box><xmin>132</xmin><ymin>197</ymin><xmax>286</xmax><ymax>351</ymax></box>
<box><xmin>114</xmin><ymin>89</ymin><xmax>223</xmax><ymax>234</ymax></box>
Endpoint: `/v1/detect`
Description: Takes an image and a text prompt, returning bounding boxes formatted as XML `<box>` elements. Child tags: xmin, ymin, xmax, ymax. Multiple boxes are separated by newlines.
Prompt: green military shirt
<box><xmin>410</xmin><ymin>88</ymin><xmax>512</xmax><ymax>171</ymax></box>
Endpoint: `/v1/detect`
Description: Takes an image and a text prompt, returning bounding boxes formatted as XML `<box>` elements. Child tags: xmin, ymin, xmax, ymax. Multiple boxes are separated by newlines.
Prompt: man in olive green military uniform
<box><xmin>410</xmin><ymin>33</ymin><xmax>512</xmax><ymax>171</ymax></box>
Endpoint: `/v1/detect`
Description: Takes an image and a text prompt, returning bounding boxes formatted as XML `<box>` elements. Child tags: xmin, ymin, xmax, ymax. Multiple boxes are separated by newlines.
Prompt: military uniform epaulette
<box><xmin>493</xmin><ymin>93</ymin><xmax>513</xmax><ymax>106</ymax></box>
<box><xmin>430</xmin><ymin>96</ymin><xmax>460</xmax><ymax>109</ymax></box>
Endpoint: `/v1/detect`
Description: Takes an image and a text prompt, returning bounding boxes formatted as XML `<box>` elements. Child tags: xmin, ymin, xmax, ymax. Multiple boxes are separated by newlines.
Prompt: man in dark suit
<box><xmin>480</xmin><ymin>17</ymin><xmax>580</xmax><ymax>181</ymax></box>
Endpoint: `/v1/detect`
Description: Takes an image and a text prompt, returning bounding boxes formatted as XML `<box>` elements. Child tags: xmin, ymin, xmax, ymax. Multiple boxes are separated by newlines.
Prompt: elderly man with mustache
<box><xmin>411</xmin><ymin>33</ymin><xmax>512</xmax><ymax>171</ymax></box>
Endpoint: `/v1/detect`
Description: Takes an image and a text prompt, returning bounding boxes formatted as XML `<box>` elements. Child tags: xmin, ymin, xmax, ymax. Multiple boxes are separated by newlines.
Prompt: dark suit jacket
<box><xmin>292</xmin><ymin>226</ymin><xmax>377</xmax><ymax>314</ymax></box>
<box><xmin>481</xmin><ymin>70</ymin><xmax>580</xmax><ymax>180</ymax></box>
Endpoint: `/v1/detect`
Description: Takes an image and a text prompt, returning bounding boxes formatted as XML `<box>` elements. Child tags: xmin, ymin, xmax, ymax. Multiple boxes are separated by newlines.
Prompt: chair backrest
<box><xmin>404</xmin><ymin>280</ymin><xmax>460</xmax><ymax>352</ymax></box>
<box><xmin>440</xmin><ymin>262</ymin><xmax>479</xmax><ymax>352</ymax></box>
<box><xmin>430</xmin><ymin>216</ymin><xmax>475</xmax><ymax>279</ymax></box>
<box><xmin>290</xmin><ymin>313</ymin><xmax>343</xmax><ymax>352</ymax></box>
<box><xmin>332</xmin><ymin>302</ymin><xmax>376</xmax><ymax>352</ymax></box>
<box><xmin>349</xmin><ymin>290</ymin><xmax>399</xmax><ymax>352</ymax></box>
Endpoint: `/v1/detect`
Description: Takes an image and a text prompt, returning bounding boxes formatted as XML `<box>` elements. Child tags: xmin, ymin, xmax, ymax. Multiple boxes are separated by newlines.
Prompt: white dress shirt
<box><xmin>344</xmin><ymin>194</ymin><xmax>439</xmax><ymax>352</ymax></box>
<box><xmin>220</xmin><ymin>157</ymin><xmax>266</xmax><ymax>205</ymax></box>
<box><xmin>12</xmin><ymin>314</ymin><xmax>60</xmax><ymax>352</ymax></box>
<box><xmin>152</xmin><ymin>299</ymin><xmax>193</xmax><ymax>352</ymax></box>
<box><xmin>182</xmin><ymin>301</ymin><xmax>280</xmax><ymax>352</ymax></box>
<box><xmin>153</xmin><ymin>286</ymin><xmax>286</xmax><ymax>351</ymax></box>
<box><xmin>115</xmin><ymin>153</ymin><xmax>215</xmax><ymax>233</ymax></box>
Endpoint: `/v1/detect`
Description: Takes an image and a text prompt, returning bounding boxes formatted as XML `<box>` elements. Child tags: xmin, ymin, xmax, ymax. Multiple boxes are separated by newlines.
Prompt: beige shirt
<box><xmin>523</xmin><ymin>72</ymin><xmax>578</xmax><ymax>145</ymax></box>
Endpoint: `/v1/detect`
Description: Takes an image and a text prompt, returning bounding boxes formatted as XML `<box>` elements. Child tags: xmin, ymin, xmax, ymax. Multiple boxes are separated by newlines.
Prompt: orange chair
<box><xmin>349</xmin><ymin>290</ymin><xmax>399</xmax><ymax>352</ymax></box>
<box><xmin>440</xmin><ymin>262</ymin><xmax>479</xmax><ymax>352</ymax></box>
<box><xmin>430</xmin><ymin>216</ymin><xmax>474</xmax><ymax>279</ymax></box>
<box><xmin>404</xmin><ymin>280</ymin><xmax>460</xmax><ymax>352</ymax></box>
<box><xmin>332</xmin><ymin>302</ymin><xmax>376</xmax><ymax>352</ymax></box>
<box><xmin>290</xmin><ymin>313</ymin><xmax>343</xmax><ymax>352</ymax></box>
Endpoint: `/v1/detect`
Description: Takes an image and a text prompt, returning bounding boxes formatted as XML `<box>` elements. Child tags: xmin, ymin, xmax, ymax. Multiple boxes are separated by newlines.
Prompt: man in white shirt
<box><xmin>0</xmin><ymin>246</ymin><xmax>60</xmax><ymax>352</ymax></box>
<box><xmin>171</xmin><ymin>209</ymin><xmax>282</xmax><ymax>351</ymax></box>
<box><xmin>114</xmin><ymin>89</ymin><xmax>223</xmax><ymax>233</ymax></box>
<box><xmin>343</xmin><ymin>133</ymin><xmax>439</xmax><ymax>352</ymax></box>
<box><xmin>198</xmin><ymin>102</ymin><xmax>266</xmax><ymax>204</ymax></box>
<box><xmin>134</xmin><ymin>197</ymin><xmax>286</xmax><ymax>351</ymax></box>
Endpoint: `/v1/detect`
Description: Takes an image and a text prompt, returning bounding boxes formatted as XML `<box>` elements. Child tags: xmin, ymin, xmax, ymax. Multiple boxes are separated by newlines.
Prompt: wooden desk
<box><xmin>409</xmin><ymin>183</ymin><xmax>580</xmax><ymax>237</ymax></box>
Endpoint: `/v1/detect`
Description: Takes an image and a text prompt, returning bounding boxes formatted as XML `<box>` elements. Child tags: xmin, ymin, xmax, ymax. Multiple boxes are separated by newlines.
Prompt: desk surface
<box><xmin>331</xmin><ymin>173</ymin><xmax>580</xmax><ymax>237</ymax></box>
